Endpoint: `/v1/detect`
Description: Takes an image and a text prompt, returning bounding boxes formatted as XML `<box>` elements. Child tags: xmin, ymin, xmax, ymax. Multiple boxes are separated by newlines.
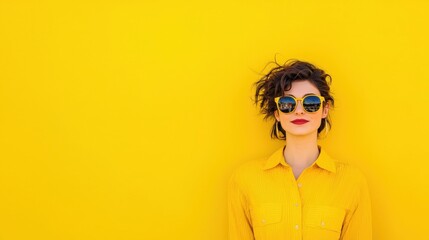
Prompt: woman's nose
<box><xmin>295</xmin><ymin>101</ymin><xmax>305</xmax><ymax>114</ymax></box>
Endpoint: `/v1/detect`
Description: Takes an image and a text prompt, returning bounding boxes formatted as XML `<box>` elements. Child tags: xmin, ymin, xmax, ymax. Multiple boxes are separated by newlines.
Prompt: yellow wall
<box><xmin>0</xmin><ymin>1</ymin><xmax>428</xmax><ymax>239</ymax></box>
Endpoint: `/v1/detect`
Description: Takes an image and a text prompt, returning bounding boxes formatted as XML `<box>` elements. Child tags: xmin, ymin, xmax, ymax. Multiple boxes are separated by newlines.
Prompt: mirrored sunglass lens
<box><xmin>278</xmin><ymin>97</ymin><xmax>296</xmax><ymax>113</ymax></box>
<box><xmin>303</xmin><ymin>96</ymin><xmax>322</xmax><ymax>112</ymax></box>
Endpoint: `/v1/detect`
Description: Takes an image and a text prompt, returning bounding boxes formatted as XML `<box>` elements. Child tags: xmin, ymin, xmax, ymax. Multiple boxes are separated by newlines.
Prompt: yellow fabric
<box><xmin>228</xmin><ymin>146</ymin><xmax>372</xmax><ymax>240</ymax></box>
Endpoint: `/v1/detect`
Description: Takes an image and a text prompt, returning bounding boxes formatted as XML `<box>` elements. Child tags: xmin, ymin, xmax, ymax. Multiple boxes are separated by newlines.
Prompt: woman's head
<box><xmin>254</xmin><ymin>59</ymin><xmax>335</xmax><ymax>140</ymax></box>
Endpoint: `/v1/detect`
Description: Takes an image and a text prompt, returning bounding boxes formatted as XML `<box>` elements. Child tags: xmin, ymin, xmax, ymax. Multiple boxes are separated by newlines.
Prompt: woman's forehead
<box><xmin>284</xmin><ymin>80</ymin><xmax>320</xmax><ymax>96</ymax></box>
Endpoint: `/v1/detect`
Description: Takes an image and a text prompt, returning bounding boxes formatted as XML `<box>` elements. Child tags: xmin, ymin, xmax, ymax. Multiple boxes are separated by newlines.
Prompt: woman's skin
<box><xmin>274</xmin><ymin>80</ymin><xmax>330</xmax><ymax>179</ymax></box>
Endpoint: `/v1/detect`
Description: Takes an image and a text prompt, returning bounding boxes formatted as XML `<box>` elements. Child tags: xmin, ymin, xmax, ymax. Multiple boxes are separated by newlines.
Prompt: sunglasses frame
<box><xmin>274</xmin><ymin>95</ymin><xmax>325</xmax><ymax>114</ymax></box>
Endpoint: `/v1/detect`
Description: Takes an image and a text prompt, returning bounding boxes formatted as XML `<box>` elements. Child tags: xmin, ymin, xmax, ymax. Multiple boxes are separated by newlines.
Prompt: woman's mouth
<box><xmin>291</xmin><ymin>119</ymin><xmax>309</xmax><ymax>125</ymax></box>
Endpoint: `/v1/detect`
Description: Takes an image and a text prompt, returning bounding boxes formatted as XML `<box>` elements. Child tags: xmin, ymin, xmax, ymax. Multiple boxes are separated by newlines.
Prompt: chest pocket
<box><xmin>303</xmin><ymin>205</ymin><xmax>346</xmax><ymax>240</ymax></box>
<box><xmin>250</xmin><ymin>203</ymin><xmax>283</xmax><ymax>227</ymax></box>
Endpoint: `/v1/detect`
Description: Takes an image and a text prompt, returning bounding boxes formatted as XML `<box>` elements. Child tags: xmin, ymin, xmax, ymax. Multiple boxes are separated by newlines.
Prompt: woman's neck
<box><xmin>283</xmin><ymin>132</ymin><xmax>320</xmax><ymax>169</ymax></box>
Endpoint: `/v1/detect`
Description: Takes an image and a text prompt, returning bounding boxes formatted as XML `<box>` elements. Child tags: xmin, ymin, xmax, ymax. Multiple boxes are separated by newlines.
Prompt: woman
<box><xmin>228</xmin><ymin>60</ymin><xmax>372</xmax><ymax>240</ymax></box>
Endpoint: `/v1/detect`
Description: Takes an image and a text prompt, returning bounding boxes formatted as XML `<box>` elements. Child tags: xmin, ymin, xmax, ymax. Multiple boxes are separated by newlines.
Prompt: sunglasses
<box><xmin>274</xmin><ymin>95</ymin><xmax>325</xmax><ymax>114</ymax></box>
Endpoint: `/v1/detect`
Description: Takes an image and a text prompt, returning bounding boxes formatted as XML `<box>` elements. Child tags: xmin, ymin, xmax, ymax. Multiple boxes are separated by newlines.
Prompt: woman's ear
<box><xmin>322</xmin><ymin>102</ymin><xmax>330</xmax><ymax>118</ymax></box>
<box><xmin>274</xmin><ymin>110</ymin><xmax>280</xmax><ymax>122</ymax></box>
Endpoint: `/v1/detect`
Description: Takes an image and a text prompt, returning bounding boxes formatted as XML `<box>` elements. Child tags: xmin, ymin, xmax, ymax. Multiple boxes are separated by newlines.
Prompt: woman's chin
<box><xmin>285</xmin><ymin>129</ymin><xmax>318</xmax><ymax>138</ymax></box>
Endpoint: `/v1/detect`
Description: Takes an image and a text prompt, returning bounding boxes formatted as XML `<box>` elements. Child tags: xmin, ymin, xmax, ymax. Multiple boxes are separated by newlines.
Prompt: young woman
<box><xmin>228</xmin><ymin>60</ymin><xmax>372</xmax><ymax>240</ymax></box>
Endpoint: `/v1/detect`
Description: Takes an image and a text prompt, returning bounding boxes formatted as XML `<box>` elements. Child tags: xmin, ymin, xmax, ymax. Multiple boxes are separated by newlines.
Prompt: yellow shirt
<box><xmin>228</xmin><ymin>146</ymin><xmax>372</xmax><ymax>240</ymax></box>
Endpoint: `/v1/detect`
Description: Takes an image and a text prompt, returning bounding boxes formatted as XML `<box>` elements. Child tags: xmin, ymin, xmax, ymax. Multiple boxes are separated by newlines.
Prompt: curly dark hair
<box><xmin>253</xmin><ymin>59</ymin><xmax>335</xmax><ymax>140</ymax></box>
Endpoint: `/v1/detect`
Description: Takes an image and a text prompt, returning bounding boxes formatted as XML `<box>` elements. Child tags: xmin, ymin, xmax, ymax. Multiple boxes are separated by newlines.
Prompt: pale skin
<box><xmin>274</xmin><ymin>80</ymin><xmax>330</xmax><ymax>180</ymax></box>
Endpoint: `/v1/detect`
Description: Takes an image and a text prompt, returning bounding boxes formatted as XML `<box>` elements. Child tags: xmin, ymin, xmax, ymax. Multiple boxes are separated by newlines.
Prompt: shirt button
<box><xmin>295</xmin><ymin>224</ymin><xmax>299</xmax><ymax>230</ymax></box>
<box><xmin>294</xmin><ymin>203</ymin><xmax>299</xmax><ymax>207</ymax></box>
<box><xmin>321</xmin><ymin>221</ymin><xmax>325</xmax><ymax>227</ymax></box>
<box><xmin>297</xmin><ymin>182</ymin><xmax>303</xmax><ymax>188</ymax></box>
<box><xmin>261</xmin><ymin>219</ymin><xmax>266</xmax><ymax>223</ymax></box>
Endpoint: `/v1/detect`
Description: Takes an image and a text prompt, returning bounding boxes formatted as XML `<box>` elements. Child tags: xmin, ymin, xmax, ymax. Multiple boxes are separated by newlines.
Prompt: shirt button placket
<box><xmin>286</xmin><ymin>168</ymin><xmax>303</xmax><ymax>240</ymax></box>
<box><xmin>294</xmin><ymin>182</ymin><xmax>303</xmax><ymax>239</ymax></box>
<box><xmin>295</xmin><ymin>180</ymin><xmax>303</xmax><ymax>239</ymax></box>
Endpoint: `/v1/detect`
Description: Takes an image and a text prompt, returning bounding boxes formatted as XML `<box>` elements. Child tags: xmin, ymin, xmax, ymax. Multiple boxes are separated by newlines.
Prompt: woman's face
<box><xmin>274</xmin><ymin>80</ymin><xmax>329</xmax><ymax>138</ymax></box>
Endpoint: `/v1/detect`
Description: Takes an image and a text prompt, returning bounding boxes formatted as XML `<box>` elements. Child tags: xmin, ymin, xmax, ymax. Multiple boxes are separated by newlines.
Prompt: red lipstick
<box><xmin>291</xmin><ymin>119</ymin><xmax>309</xmax><ymax>125</ymax></box>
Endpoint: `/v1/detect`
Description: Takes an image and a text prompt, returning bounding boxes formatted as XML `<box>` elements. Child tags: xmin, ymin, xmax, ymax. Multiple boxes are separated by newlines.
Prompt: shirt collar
<box><xmin>262</xmin><ymin>145</ymin><xmax>337</xmax><ymax>173</ymax></box>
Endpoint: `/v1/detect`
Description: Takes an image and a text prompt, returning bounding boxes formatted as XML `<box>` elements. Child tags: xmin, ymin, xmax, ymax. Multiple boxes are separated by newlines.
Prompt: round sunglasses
<box><xmin>274</xmin><ymin>95</ymin><xmax>325</xmax><ymax>114</ymax></box>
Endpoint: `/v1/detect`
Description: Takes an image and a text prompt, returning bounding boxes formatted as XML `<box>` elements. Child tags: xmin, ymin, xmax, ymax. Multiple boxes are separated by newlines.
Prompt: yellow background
<box><xmin>0</xmin><ymin>1</ymin><xmax>428</xmax><ymax>239</ymax></box>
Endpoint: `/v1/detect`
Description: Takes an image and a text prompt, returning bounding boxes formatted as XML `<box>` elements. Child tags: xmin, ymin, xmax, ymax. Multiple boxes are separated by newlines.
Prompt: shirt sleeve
<box><xmin>227</xmin><ymin>171</ymin><xmax>255</xmax><ymax>240</ymax></box>
<box><xmin>340</xmin><ymin>173</ymin><xmax>373</xmax><ymax>240</ymax></box>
